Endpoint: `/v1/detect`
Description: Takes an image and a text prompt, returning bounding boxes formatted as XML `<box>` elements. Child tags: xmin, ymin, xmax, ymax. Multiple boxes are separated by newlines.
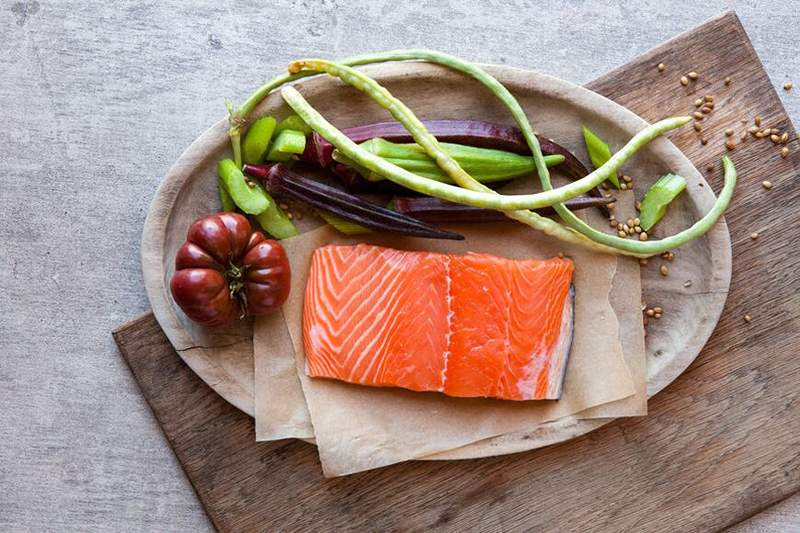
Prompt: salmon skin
<box><xmin>303</xmin><ymin>244</ymin><xmax>575</xmax><ymax>401</ymax></box>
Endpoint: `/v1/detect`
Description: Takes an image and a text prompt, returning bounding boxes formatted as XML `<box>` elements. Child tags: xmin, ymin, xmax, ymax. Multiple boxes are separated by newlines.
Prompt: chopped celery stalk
<box><xmin>638</xmin><ymin>173</ymin><xmax>687</xmax><ymax>231</ymax></box>
<box><xmin>582</xmin><ymin>126</ymin><xmax>621</xmax><ymax>188</ymax></box>
<box><xmin>242</xmin><ymin>116</ymin><xmax>277</xmax><ymax>164</ymax></box>
<box><xmin>266</xmin><ymin>129</ymin><xmax>307</xmax><ymax>162</ymax></box>
<box><xmin>218</xmin><ymin>176</ymin><xmax>237</xmax><ymax>212</ymax></box>
<box><xmin>317</xmin><ymin>210</ymin><xmax>371</xmax><ymax>235</ymax></box>
<box><xmin>217</xmin><ymin>159</ymin><xmax>270</xmax><ymax>214</ymax></box>
<box><xmin>253</xmin><ymin>197</ymin><xmax>299</xmax><ymax>239</ymax></box>
<box><xmin>275</xmin><ymin>114</ymin><xmax>312</xmax><ymax>136</ymax></box>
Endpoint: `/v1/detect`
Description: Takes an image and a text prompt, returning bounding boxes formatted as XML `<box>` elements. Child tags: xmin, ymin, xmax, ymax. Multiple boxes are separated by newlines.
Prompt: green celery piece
<box><xmin>218</xmin><ymin>176</ymin><xmax>237</xmax><ymax>212</ymax></box>
<box><xmin>266</xmin><ymin>129</ymin><xmax>307</xmax><ymax>162</ymax></box>
<box><xmin>317</xmin><ymin>210</ymin><xmax>371</xmax><ymax>235</ymax></box>
<box><xmin>582</xmin><ymin>126</ymin><xmax>621</xmax><ymax>188</ymax></box>
<box><xmin>638</xmin><ymin>173</ymin><xmax>687</xmax><ymax>231</ymax></box>
<box><xmin>217</xmin><ymin>159</ymin><xmax>270</xmax><ymax>215</ymax></box>
<box><xmin>275</xmin><ymin>114</ymin><xmax>312</xmax><ymax>136</ymax></box>
<box><xmin>253</xmin><ymin>195</ymin><xmax>299</xmax><ymax>239</ymax></box>
<box><xmin>242</xmin><ymin>116</ymin><xmax>277</xmax><ymax>164</ymax></box>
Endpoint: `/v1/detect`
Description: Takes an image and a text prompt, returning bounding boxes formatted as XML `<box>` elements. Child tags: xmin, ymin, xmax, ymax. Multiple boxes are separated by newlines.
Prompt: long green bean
<box><xmin>282</xmin><ymin>87</ymin><xmax>687</xmax><ymax>213</ymax></box>
<box><xmin>286</xmin><ymin>51</ymin><xmax>735</xmax><ymax>256</ymax></box>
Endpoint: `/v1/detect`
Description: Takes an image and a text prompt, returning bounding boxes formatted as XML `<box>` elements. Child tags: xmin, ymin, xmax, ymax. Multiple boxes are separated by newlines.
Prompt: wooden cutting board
<box><xmin>114</xmin><ymin>11</ymin><xmax>800</xmax><ymax>532</ymax></box>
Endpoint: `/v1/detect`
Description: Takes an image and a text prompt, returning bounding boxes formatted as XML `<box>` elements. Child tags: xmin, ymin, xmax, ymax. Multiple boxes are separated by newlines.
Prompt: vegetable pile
<box><xmin>217</xmin><ymin>49</ymin><xmax>735</xmax><ymax>260</ymax></box>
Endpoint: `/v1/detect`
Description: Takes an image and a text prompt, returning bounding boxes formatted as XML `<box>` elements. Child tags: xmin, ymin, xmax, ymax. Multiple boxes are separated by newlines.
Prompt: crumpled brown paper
<box><xmin>257</xmin><ymin>223</ymin><xmax>634</xmax><ymax>476</ymax></box>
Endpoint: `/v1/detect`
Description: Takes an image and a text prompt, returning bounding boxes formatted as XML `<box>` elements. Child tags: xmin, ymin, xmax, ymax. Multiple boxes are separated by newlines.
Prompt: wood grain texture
<box><xmin>114</xmin><ymin>11</ymin><xmax>800</xmax><ymax>533</ymax></box>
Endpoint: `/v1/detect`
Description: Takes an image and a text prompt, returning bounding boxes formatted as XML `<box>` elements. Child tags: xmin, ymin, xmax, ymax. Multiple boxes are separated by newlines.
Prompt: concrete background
<box><xmin>1</xmin><ymin>1</ymin><xmax>797</xmax><ymax>531</ymax></box>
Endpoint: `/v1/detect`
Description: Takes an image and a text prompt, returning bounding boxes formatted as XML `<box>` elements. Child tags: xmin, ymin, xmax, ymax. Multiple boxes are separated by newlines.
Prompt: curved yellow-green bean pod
<box><xmin>281</xmin><ymin>86</ymin><xmax>688</xmax><ymax>214</ymax></box>
<box><xmin>287</xmin><ymin>51</ymin><xmax>734</xmax><ymax>256</ymax></box>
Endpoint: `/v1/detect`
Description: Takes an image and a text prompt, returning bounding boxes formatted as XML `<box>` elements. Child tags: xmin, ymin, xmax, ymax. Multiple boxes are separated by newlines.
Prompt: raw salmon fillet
<box><xmin>303</xmin><ymin>244</ymin><xmax>574</xmax><ymax>401</ymax></box>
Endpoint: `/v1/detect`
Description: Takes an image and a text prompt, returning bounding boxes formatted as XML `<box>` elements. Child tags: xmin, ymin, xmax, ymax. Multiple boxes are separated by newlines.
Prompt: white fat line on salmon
<box><xmin>440</xmin><ymin>255</ymin><xmax>453</xmax><ymax>392</ymax></box>
<box><xmin>344</xmin><ymin>249</ymin><xmax>416</xmax><ymax>382</ymax></box>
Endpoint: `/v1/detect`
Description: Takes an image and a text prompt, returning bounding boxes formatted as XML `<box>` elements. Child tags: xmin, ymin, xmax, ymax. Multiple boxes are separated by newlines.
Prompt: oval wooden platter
<box><xmin>141</xmin><ymin>62</ymin><xmax>731</xmax><ymax>460</ymax></box>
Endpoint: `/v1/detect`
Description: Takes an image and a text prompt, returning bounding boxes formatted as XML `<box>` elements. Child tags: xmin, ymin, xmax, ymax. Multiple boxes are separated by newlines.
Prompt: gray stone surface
<box><xmin>1</xmin><ymin>1</ymin><xmax>797</xmax><ymax>531</ymax></box>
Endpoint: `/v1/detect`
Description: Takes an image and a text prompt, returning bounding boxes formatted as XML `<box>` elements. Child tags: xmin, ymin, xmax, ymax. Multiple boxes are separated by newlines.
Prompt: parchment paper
<box><xmin>255</xmin><ymin>230</ymin><xmax>647</xmax><ymax>448</ymax></box>
<box><xmin>268</xmin><ymin>223</ymin><xmax>633</xmax><ymax>476</ymax></box>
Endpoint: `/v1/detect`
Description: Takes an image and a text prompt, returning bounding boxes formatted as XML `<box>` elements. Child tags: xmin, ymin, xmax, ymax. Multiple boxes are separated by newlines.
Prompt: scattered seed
<box><xmin>603</xmin><ymin>191</ymin><xmax>612</xmax><ymax>198</ymax></box>
<box><xmin>620</xmin><ymin>182</ymin><xmax>628</xmax><ymax>190</ymax></box>
<box><xmin>750</xmin><ymin>232</ymin><xmax>759</xmax><ymax>240</ymax></box>
<box><xmin>744</xmin><ymin>314</ymin><xmax>752</xmax><ymax>323</ymax></box>
<box><xmin>725</xmin><ymin>128</ymin><xmax>734</xmax><ymax>137</ymax></box>
<box><xmin>639</xmin><ymin>258</ymin><xmax>648</xmax><ymax>266</ymax></box>
<box><xmin>639</xmin><ymin>231</ymin><xmax>649</xmax><ymax>241</ymax></box>
<box><xmin>654</xmin><ymin>312</ymin><xmax>663</xmax><ymax>319</ymax></box>
<box><xmin>296</xmin><ymin>212</ymin><xmax>303</xmax><ymax>220</ymax></box>
<box><xmin>627</xmin><ymin>227</ymin><xmax>635</xmax><ymax>236</ymax></box>
<box><xmin>701</xmin><ymin>137</ymin><xmax>709</xmax><ymax>145</ymax></box>
<box><xmin>707</xmin><ymin>102</ymin><xmax>715</xmax><ymax>110</ymax></box>
<box><xmin>634</xmin><ymin>226</ymin><xmax>642</xmax><ymax>234</ymax></box>
<box><xmin>693</xmin><ymin>122</ymin><xmax>703</xmax><ymax>132</ymax></box>
<box><xmin>617</xmin><ymin>230</ymin><xmax>627</xmax><ymax>238</ymax></box>
<box><xmin>608</xmin><ymin>219</ymin><xmax>617</xmax><ymax>228</ymax></box>
<box><xmin>622</xmin><ymin>174</ymin><xmax>633</xmax><ymax>183</ymax></box>
<box><xmin>748</xmin><ymin>126</ymin><xmax>759</xmax><ymax>134</ymax></box>
<box><xmin>680</xmin><ymin>76</ymin><xmax>689</xmax><ymax>86</ymax></box>
<box><xmin>287</xmin><ymin>212</ymin><xmax>294</xmax><ymax>220</ymax></box>
<box><xmin>660</xmin><ymin>265</ymin><xmax>669</xmax><ymax>276</ymax></box>
<box><xmin>781</xmin><ymin>133</ymin><xmax>789</xmax><ymax>143</ymax></box>
<box><xmin>740</xmin><ymin>131</ymin><xmax>748</xmax><ymax>141</ymax></box>
<box><xmin>704</xmin><ymin>95</ymin><xmax>714</xmax><ymax>102</ymax></box>
<box><xmin>633</xmin><ymin>217</ymin><xmax>641</xmax><ymax>226</ymax></box>
<box><xmin>770</xmin><ymin>128</ymin><xmax>781</xmax><ymax>135</ymax></box>
<box><xmin>688</xmin><ymin>71</ymin><xmax>698</xmax><ymax>80</ymax></box>
<box><xmin>279</xmin><ymin>203</ymin><xmax>289</xmax><ymax>210</ymax></box>
<box><xmin>601</xmin><ymin>181</ymin><xmax>610</xmax><ymax>190</ymax></box>
<box><xmin>781</xmin><ymin>146</ymin><xmax>789</xmax><ymax>158</ymax></box>
<box><xmin>646</xmin><ymin>309</ymin><xmax>655</xmax><ymax>317</ymax></box>
<box><xmin>626</xmin><ymin>218</ymin><xmax>634</xmax><ymax>226</ymax></box>
<box><xmin>725</xmin><ymin>139</ymin><xmax>736</xmax><ymax>150</ymax></box>
<box><xmin>771</xmin><ymin>134</ymin><xmax>781</xmax><ymax>143</ymax></box>
<box><xmin>657</xmin><ymin>62</ymin><xmax>666</xmax><ymax>72</ymax></box>
<box><xmin>762</xmin><ymin>180</ymin><xmax>773</xmax><ymax>190</ymax></box>
<box><xmin>683</xmin><ymin>280</ymin><xmax>693</xmax><ymax>288</ymax></box>
<box><xmin>694</xmin><ymin>98</ymin><xmax>703</xmax><ymax>107</ymax></box>
<box><xmin>784</xmin><ymin>81</ymin><xmax>794</xmax><ymax>91</ymax></box>
<box><xmin>617</xmin><ymin>222</ymin><xmax>624</xmax><ymax>230</ymax></box>
<box><xmin>558</xmin><ymin>252</ymin><xmax>564</xmax><ymax>258</ymax></box>
<box><xmin>693</xmin><ymin>111</ymin><xmax>704</xmax><ymax>120</ymax></box>
<box><xmin>635</xmin><ymin>201</ymin><xmax>642</xmax><ymax>211</ymax></box>
<box><xmin>755</xmin><ymin>130</ymin><xmax>768</xmax><ymax>138</ymax></box>
<box><xmin>705</xmin><ymin>163</ymin><xmax>714</xmax><ymax>172</ymax></box>
<box><xmin>607</xmin><ymin>202</ymin><xmax>616</xmax><ymax>210</ymax></box>
<box><xmin>725</xmin><ymin>76</ymin><xmax>732</xmax><ymax>85</ymax></box>
<box><xmin>653</xmin><ymin>306</ymin><xmax>663</xmax><ymax>314</ymax></box>
<box><xmin>755</xmin><ymin>115</ymin><xmax>762</xmax><ymax>126</ymax></box>
<box><xmin>700</xmin><ymin>106</ymin><xmax>712</xmax><ymax>114</ymax></box>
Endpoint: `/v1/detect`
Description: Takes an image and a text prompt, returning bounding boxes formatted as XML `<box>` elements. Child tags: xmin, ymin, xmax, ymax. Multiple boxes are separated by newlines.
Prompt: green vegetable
<box><xmin>227</xmin><ymin>49</ymin><xmax>736</xmax><ymax>257</ymax></box>
<box><xmin>317</xmin><ymin>210</ymin><xmax>371</xmax><ymax>235</ymax></box>
<box><xmin>218</xmin><ymin>177</ymin><xmax>237</xmax><ymax>212</ymax></box>
<box><xmin>217</xmin><ymin>159</ymin><xmax>270</xmax><ymax>215</ymax></box>
<box><xmin>266</xmin><ymin>129</ymin><xmax>307</xmax><ymax>162</ymax></box>
<box><xmin>333</xmin><ymin>146</ymin><xmax>564</xmax><ymax>184</ymax></box>
<box><xmin>638</xmin><ymin>173</ymin><xmax>687</xmax><ymax>231</ymax></box>
<box><xmin>275</xmin><ymin>114</ymin><xmax>312</xmax><ymax>136</ymax></box>
<box><xmin>253</xmin><ymin>196</ymin><xmax>299</xmax><ymax>239</ymax></box>
<box><xmin>359</xmin><ymin>139</ymin><xmax>565</xmax><ymax>181</ymax></box>
<box><xmin>582</xmin><ymin>126</ymin><xmax>621</xmax><ymax>188</ymax></box>
<box><xmin>242</xmin><ymin>116</ymin><xmax>277</xmax><ymax>164</ymax></box>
